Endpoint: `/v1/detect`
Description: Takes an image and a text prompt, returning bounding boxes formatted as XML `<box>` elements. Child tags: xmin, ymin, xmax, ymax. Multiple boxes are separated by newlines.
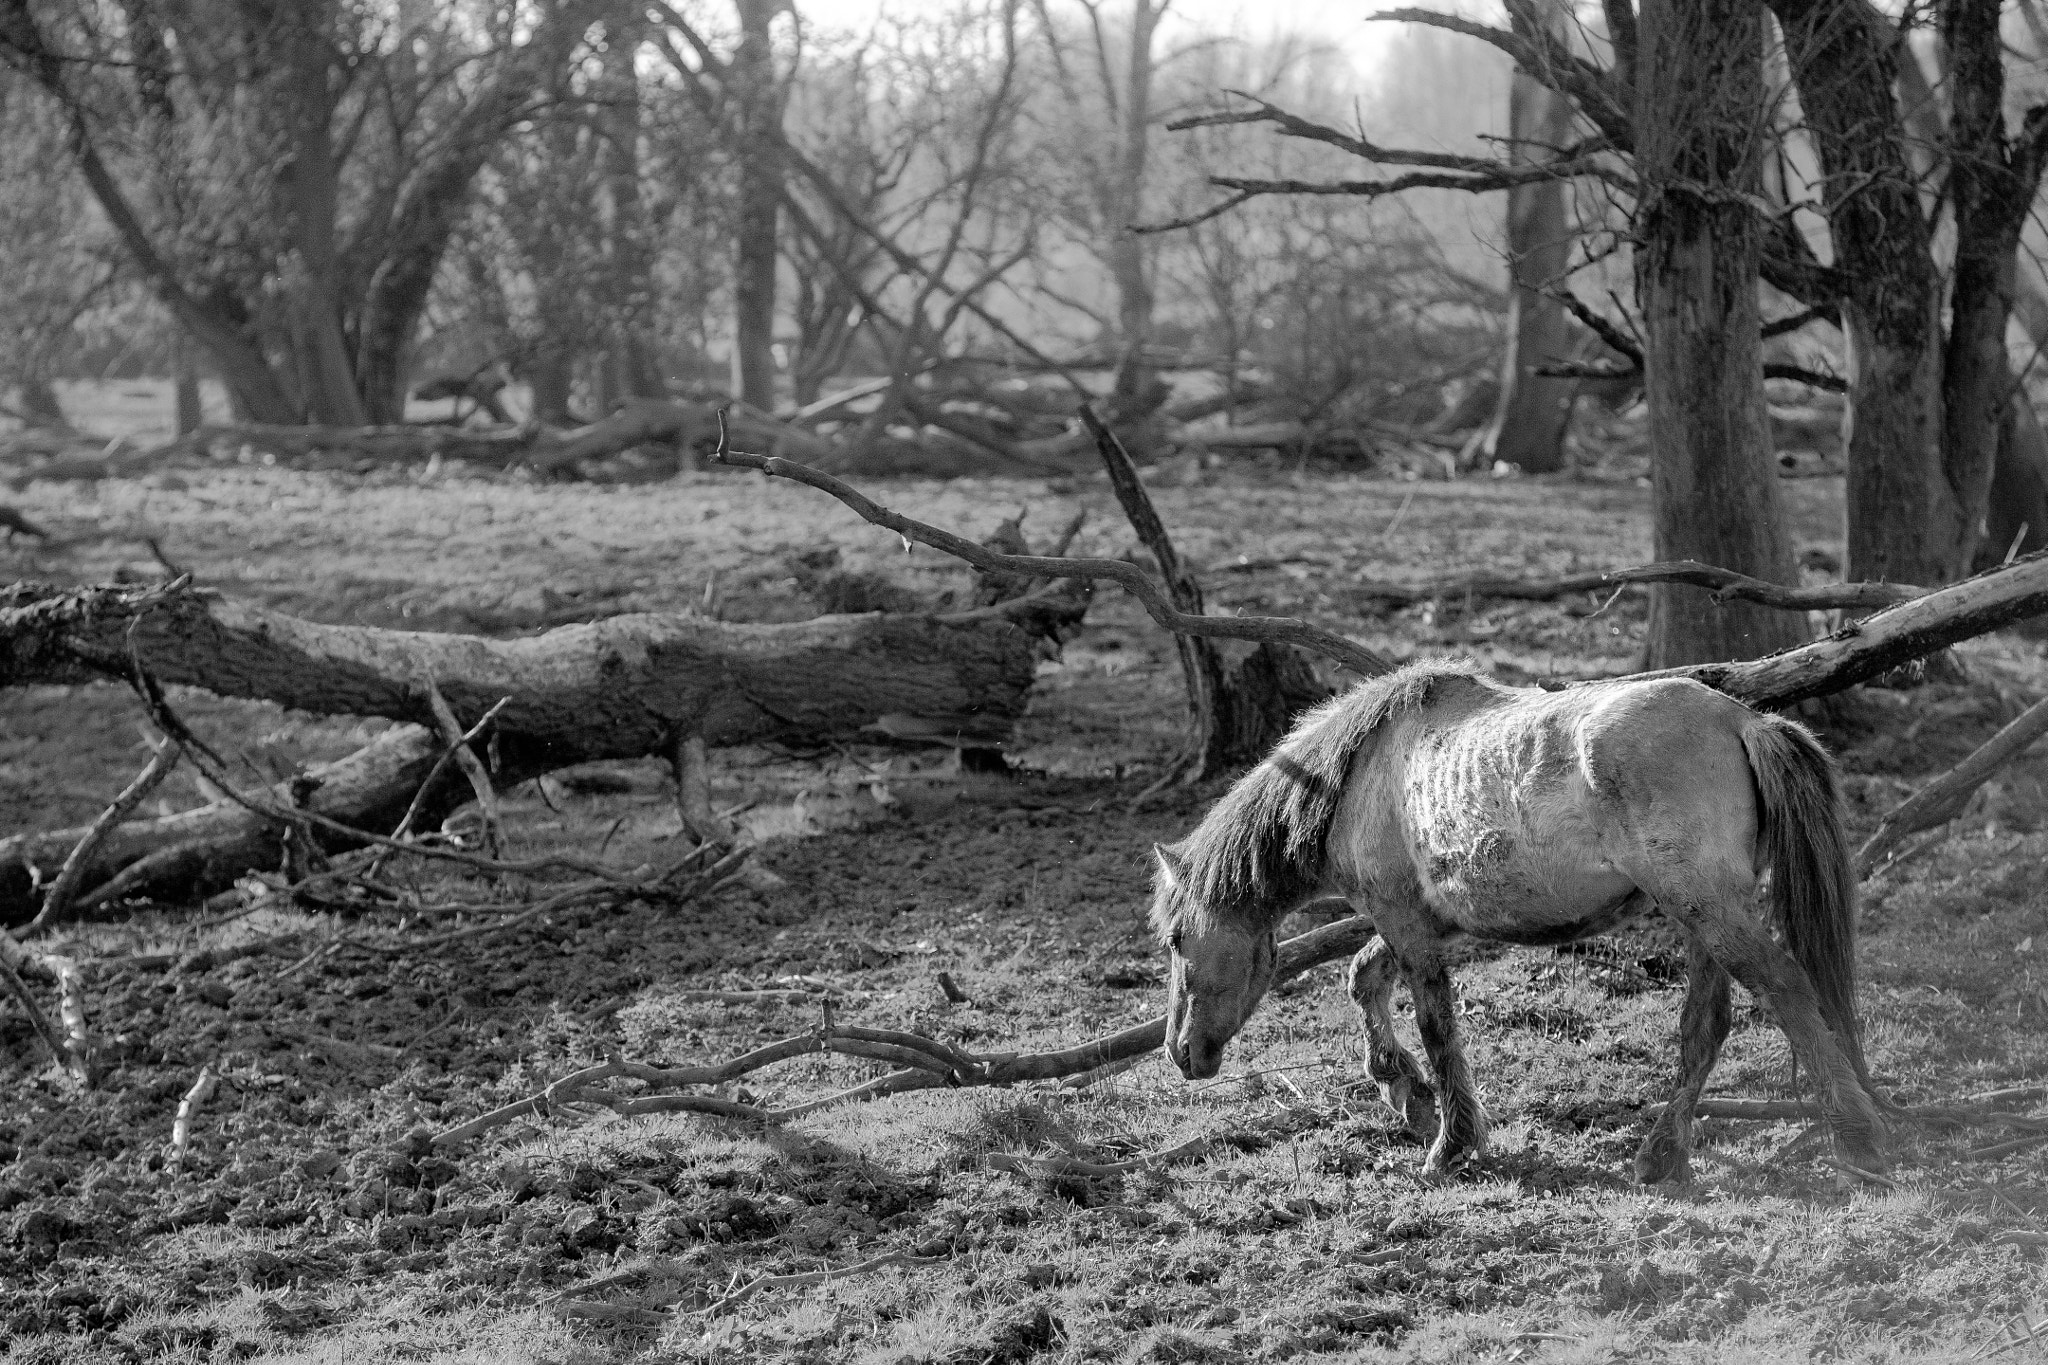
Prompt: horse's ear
<box><xmin>1153</xmin><ymin>842</ymin><xmax>1188</xmax><ymax>888</ymax></box>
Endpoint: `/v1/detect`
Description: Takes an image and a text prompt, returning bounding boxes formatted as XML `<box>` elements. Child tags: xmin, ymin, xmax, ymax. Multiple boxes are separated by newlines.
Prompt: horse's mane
<box><xmin>1158</xmin><ymin>660</ymin><xmax>1486</xmax><ymax>934</ymax></box>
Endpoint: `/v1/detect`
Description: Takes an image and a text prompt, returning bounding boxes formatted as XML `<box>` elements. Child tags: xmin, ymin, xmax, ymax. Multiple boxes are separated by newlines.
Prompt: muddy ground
<box><xmin>6</xmin><ymin>397</ymin><xmax>2048</xmax><ymax>1363</ymax></box>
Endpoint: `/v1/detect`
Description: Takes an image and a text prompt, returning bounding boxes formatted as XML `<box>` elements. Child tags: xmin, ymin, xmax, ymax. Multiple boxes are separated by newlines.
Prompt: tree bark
<box><xmin>731</xmin><ymin>0</ymin><xmax>782</xmax><ymax>409</ymax></box>
<box><xmin>15</xmin><ymin>378</ymin><xmax>67</xmax><ymax>431</ymax></box>
<box><xmin>1771</xmin><ymin>0</ymin><xmax>1950</xmax><ymax>586</ymax></box>
<box><xmin>1939</xmin><ymin>0</ymin><xmax>2048</xmax><ymax>579</ymax></box>
<box><xmin>173</xmin><ymin>342</ymin><xmax>203</xmax><ymax>436</ymax></box>
<box><xmin>1636</xmin><ymin>0</ymin><xmax>1806</xmax><ymax>669</ymax></box>
<box><xmin>1107</xmin><ymin>0</ymin><xmax>1164</xmax><ymax>412</ymax></box>
<box><xmin>1469</xmin><ymin>0</ymin><xmax>1580</xmax><ymax>474</ymax></box>
<box><xmin>283</xmin><ymin>7</ymin><xmax>370</xmax><ymax>429</ymax></box>
<box><xmin>598</xmin><ymin>11</ymin><xmax>662</xmax><ymax>404</ymax></box>
<box><xmin>0</xmin><ymin>578</ymin><xmax>1088</xmax><ymax>917</ymax></box>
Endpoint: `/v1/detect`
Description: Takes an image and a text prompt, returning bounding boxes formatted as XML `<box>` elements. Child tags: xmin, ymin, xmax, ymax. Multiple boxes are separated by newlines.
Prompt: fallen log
<box><xmin>154</xmin><ymin>401</ymin><xmax>835</xmax><ymax>475</ymax></box>
<box><xmin>0</xmin><ymin>578</ymin><xmax>1089</xmax><ymax>918</ymax></box>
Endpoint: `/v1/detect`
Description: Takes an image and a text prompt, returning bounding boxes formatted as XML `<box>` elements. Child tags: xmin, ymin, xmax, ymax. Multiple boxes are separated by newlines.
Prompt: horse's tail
<box><xmin>1739</xmin><ymin>714</ymin><xmax>1871</xmax><ymax>1088</ymax></box>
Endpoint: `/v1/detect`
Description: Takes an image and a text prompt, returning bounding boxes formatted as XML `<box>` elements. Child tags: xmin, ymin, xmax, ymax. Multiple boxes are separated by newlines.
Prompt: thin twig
<box><xmin>987</xmin><ymin>1137</ymin><xmax>1211</xmax><ymax>1179</ymax></box>
<box><xmin>382</xmin><ymin>696</ymin><xmax>513</xmax><ymax>852</ymax></box>
<box><xmin>422</xmin><ymin>678</ymin><xmax>503</xmax><ymax>858</ymax></box>
<box><xmin>699</xmin><ymin>1252</ymin><xmax>943</xmax><ymax>1316</ymax></box>
<box><xmin>0</xmin><ymin>933</ymin><xmax>70</xmax><ymax>1071</ymax></box>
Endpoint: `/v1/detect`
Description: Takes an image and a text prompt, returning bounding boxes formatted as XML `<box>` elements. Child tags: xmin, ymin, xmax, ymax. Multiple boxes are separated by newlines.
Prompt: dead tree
<box><xmin>1081</xmin><ymin>408</ymin><xmax>1326</xmax><ymax>779</ymax></box>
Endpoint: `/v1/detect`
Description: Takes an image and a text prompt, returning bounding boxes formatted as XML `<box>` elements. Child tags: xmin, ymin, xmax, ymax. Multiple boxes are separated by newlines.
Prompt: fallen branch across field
<box><xmin>1856</xmin><ymin>692</ymin><xmax>2048</xmax><ymax>876</ymax></box>
<box><xmin>431</xmin><ymin>916</ymin><xmax>1381</xmax><ymax>1148</ymax></box>
<box><xmin>1347</xmin><ymin>560</ymin><xmax>1923</xmax><ymax>613</ymax></box>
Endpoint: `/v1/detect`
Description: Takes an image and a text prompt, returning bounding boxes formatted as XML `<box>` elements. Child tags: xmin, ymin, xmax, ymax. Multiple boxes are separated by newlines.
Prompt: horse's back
<box><xmin>1327</xmin><ymin>673</ymin><xmax>1763</xmax><ymax>932</ymax></box>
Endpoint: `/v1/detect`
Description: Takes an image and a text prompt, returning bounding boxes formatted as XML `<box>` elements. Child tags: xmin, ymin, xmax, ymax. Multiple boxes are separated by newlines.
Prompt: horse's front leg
<box><xmin>1371</xmin><ymin>922</ymin><xmax>1486</xmax><ymax>1175</ymax></box>
<box><xmin>1664</xmin><ymin>899</ymin><xmax>1886</xmax><ymax>1176</ymax></box>
<box><xmin>1634</xmin><ymin>938</ymin><xmax>1732</xmax><ymax>1184</ymax></box>
<box><xmin>1345</xmin><ymin>938</ymin><xmax>1438</xmax><ymax>1143</ymax></box>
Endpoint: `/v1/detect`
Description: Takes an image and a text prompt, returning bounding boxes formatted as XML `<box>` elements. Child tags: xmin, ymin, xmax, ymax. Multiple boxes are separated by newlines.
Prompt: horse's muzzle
<box><xmin>1171</xmin><ymin>1031</ymin><xmax>1224</xmax><ymax>1080</ymax></box>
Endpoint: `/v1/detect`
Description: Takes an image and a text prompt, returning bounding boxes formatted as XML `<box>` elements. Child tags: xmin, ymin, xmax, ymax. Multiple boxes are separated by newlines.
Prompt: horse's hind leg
<box><xmin>1345</xmin><ymin>939</ymin><xmax>1438</xmax><ymax>1143</ymax></box>
<box><xmin>1660</xmin><ymin>897</ymin><xmax>1885</xmax><ymax>1174</ymax></box>
<box><xmin>1634</xmin><ymin>939</ymin><xmax>1732</xmax><ymax>1184</ymax></box>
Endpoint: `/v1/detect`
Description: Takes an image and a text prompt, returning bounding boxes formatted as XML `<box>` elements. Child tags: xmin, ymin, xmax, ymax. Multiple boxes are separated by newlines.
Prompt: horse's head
<box><xmin>1151</xmin><ymin>842</ymin><xmax>1276</xmax><ymax>1080</ymax></box>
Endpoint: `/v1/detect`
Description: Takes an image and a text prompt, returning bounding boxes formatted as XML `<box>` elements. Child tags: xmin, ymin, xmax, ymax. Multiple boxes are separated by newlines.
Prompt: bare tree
<box><xmin>1465</xmin><ymin>0</ymin><xmax>1581</xmax><ymax>474</ymax></box>
<box><xmin>0</xmin><ymin>0</ymin><xmax>598</xmax><ymax>424</ymax></box>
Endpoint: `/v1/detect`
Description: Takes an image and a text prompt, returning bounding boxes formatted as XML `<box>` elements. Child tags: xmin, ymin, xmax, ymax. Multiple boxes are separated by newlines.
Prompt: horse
<box><xmin>1149</xmin><ymin>661</ymin><xmax>1885</xmax><ymax>1183</ymax></box>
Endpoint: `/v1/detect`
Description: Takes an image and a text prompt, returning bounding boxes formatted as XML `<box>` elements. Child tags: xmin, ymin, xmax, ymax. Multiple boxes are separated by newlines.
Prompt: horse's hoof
<box><xmin>1632</xmin><ymin>1147</ymin><xmax>1692</xmax><ymax>1185</ymax></box>
<box><xmin>1831</xmin><ymin>1141</ymin><xmax>1890</xmax><ymax>1183</ymax></box>
<box><xmin>1421</xmin><ymin>1139</ymin><xmax>1480</xmax><ymax>1179</ymax></box>
<box><xmin>1378</xmin><ymin>1078</ymin><xmax>1440</xmax><ymax>1143</ymax></box>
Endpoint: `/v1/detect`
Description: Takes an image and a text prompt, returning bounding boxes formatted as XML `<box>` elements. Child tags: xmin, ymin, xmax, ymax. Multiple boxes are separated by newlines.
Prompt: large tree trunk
<box><xmin>1636</xmin><ymin>0</ymin><xmax>1807</xmax><ymax>669</ymax></box>
<box><xmin>1469</xmin><ymin>0</ymin><xmax>1579</xmax><ymax>475</ymax></box>
<box><xmin>283</xmin><ymin>9</ymin><xmax>370</xmax><ymax>429</ymax></box>
<box><xmin>1771</xmin><ymin>0</ymin><xmax>1951</xmax><ymax>586</ymax></box>
<box><xmin>1939</xmin><ymin>0</ymin><xmax>2048</xmax><ymax>579</ymax></box>
<box><xmin>14</xmin><ymin>377</ymin><xmax>68</xmax><ymax>431</ymax></box>
<box><xmin>0</xmin><ymin>579</ymin><xmax>1088</xmax><ymax>917</ymax></box>
<box><xmin>731</xmin><ymin>0</ymin><xmax>782</xmax><ymax>409</ymax></box>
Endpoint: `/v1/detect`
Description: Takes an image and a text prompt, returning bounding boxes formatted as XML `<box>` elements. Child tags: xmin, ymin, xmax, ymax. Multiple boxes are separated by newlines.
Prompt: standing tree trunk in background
<box><xmin>1771</xmin><ymin>0</ymin><xmax>1949</xmax><ymax>587</ymax></box>
<box><xmin>597</xmin><ymin>10</ymin><xmax>663</xmax><ymax>406</ymax></box>
<box><xmin>1938</xmin><ymin>0</ymin><xmax>2048</xmax><ymax>575</ymax></box>
<box><xmin>1107</xmin><ymin>0</ymin><xmax>1165</xmax><ymax>413</ymax></box>
<box><xmin>1636</xmin><ymin>0</ymin><xmax>1806</xmax><ymax>669</ymax></box>
<box><xmin>282</xmin><ymin>6</ymin><xmax>369</xmax><ymax>429</ymax></box>
<box><xmin>731</xmin><ymin>0</ymin><xmax>783</xmax><ymax>410</ymax></box>
<box><xmin>172</xmin><ymin>340</ymin><xmax>202</xmax><ymax>435</ymax></box>
<box><xmin>1469</xmin><ymin>0</ymin><xmax>1579</xmax><ymax>474</ymax></box>
<box><xmin>14</xmin><ymin>378</ymin><xmax>67</xmax><ymax>430</ymax></box>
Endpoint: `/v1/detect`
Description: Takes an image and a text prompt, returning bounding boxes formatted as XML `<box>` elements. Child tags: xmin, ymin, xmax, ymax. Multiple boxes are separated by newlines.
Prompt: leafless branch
<box><xmin>1857</xmin><ymin>692</ymin><xmax>2048</xmax><ymax>875</ymax></box>
<box><xmin>1371</xmin><ymin>7</ymin><xmax>1632</xmax><ymax>148</ymax></box>
<box><xmin>23</xmin><ymin>739</ymin><xmax>184</xmax><ymax>936</ymax></box>
<box><xmin>423</xmin><ymin>679</ymin><xmax>502</xmax><ymax>858</ymax></box>
<box><xmin>431</xmin><ymin>916</ymin><xmax>1381</xmax><ymax>1148</ymax></box>
<box><xmin>1551</xmin><ymin>288</ymin><xmax>1643</xmax><ymax>366</ymax></box>
<box><xmin>1764</xmin><ymin>363</ymin><xmax>1850</xmax><ymax>393</ymax></box>
<box><xmin>987</xmin><ymin>1136</ymin><xmax>1211</xmax><ymax>1178</ymax></box>
<box><xmin>1347</xmin><ymin>559</ymin><xmax>1922</xmax><ymax>612</ymax></box>
<box><xmin>706</xmin><ymin>408</ymin><xmax>1397</xmax><ymax>678</ymax></box>
<box><xmin>1138</xmin><ymin>153</ymin><xmax>1632</xmax><ymax>235</ymax></box>
<box><xmin>700</xmin><ymin>1252</ymin><xmax>944</xmax><ymax>1317</ymax></box>
<box><xmin>0</xmin><ymin>934</ymin><xmax>70</xmax><ymax>1072</ymax></box>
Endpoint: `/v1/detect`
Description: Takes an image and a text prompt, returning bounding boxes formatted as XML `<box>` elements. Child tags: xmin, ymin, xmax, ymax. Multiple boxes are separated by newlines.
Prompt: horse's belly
<box><xmin>1408</xmin><ymin>774</ymin><xmax>1637</xmax><ymax>934</ymax></box>
<box><xmin>1422</xmin><ymin>843</ymin><xmax>1636</xmax><ymax>932</ymax></box>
